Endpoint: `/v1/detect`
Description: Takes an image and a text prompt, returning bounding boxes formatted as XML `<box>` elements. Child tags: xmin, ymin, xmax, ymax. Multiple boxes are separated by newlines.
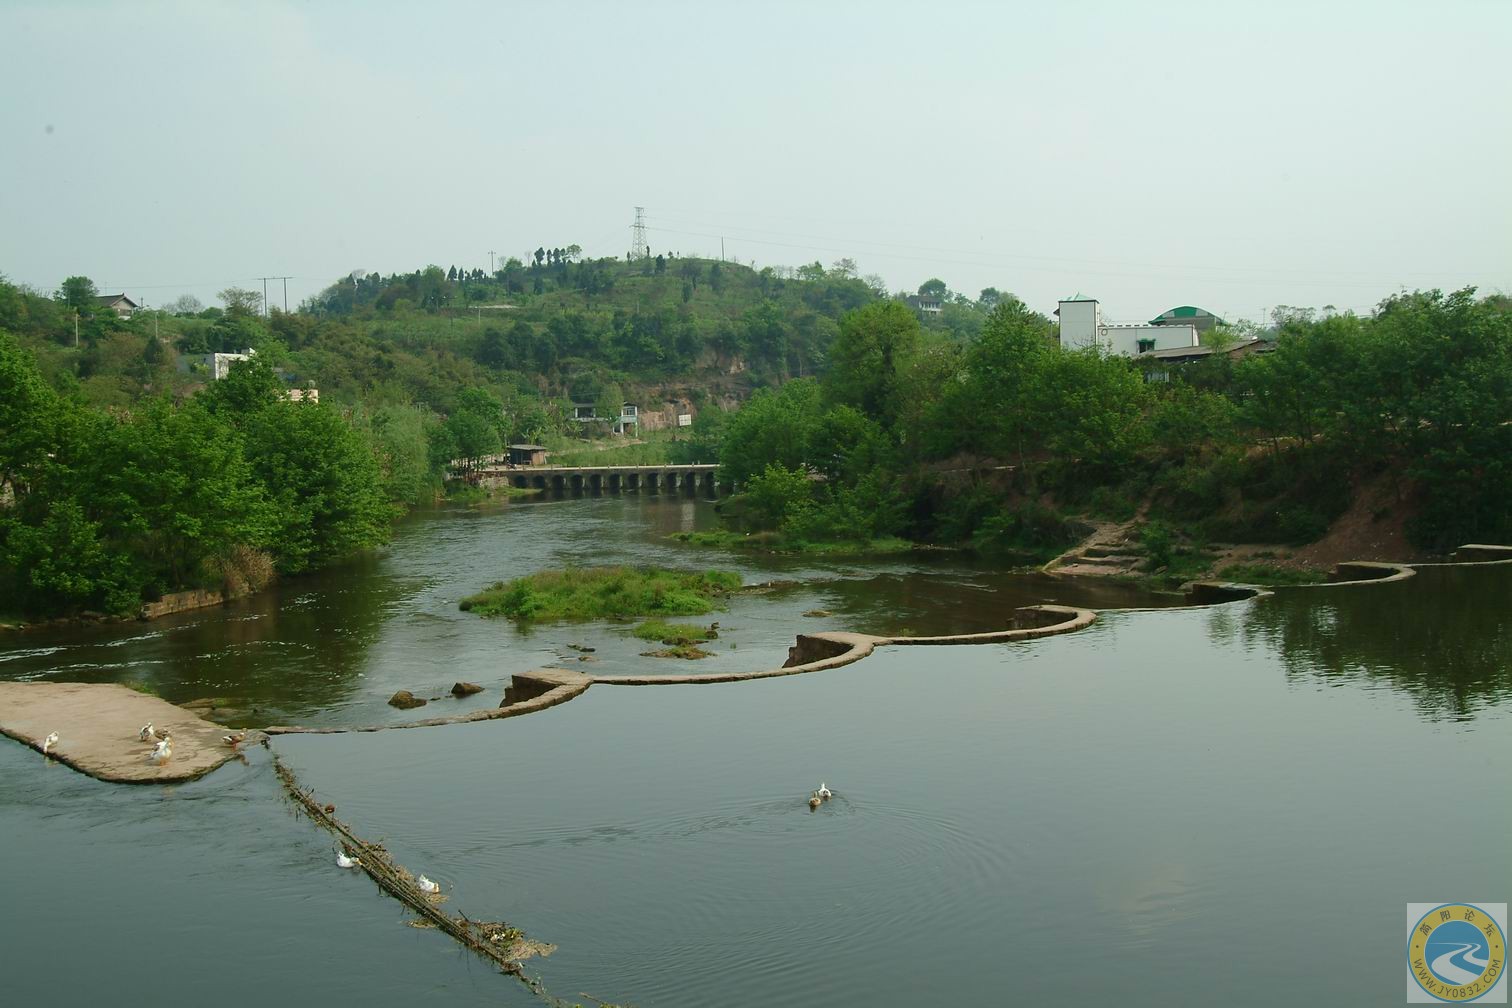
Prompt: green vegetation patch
<box><xmin>632</xmin><ymin>620</ymin><xmax>719</xmax><ymax>644</ymax></box>
<box><xmin>639</xmin><ymin>643</ymin><xmax>716</xmax><ymax>660</ymax></box>
<box><xmin>459</xmin><ymin>566</ymin><xmax>742</xmax><ymax>621</ymax></box>
<box><xmin>669</xmin><ymin>529</ymin><xmax>914</xmax><ymax>556</ymax></box>
<box><xmin>1219</xmin><ymin>562</ymin><xmax>1330</xmax><ymax>586</ymax></box>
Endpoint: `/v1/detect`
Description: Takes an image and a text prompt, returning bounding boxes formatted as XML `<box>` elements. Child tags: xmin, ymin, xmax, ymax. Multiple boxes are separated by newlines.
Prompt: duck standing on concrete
<box><xmin>138</xmin><ymin>723</ymin><xmax>155</xmax><ymax>742</ymax></box>
<box><xmin>149</xmin><ymin>734</ymin><xmax>172</xmax><ymax>764</ymax></box>
<box><xmin>41</xmin><ymin>732</ymin><xmax>59</xmax><ymax>755</ymax></box>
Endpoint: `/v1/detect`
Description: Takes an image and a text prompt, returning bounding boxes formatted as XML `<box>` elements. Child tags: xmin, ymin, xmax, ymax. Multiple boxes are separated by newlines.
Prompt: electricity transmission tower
<box><xmin>630</xmin><ymin>206</ymin><xmax>649</xmax><ymax>260</ymax></box>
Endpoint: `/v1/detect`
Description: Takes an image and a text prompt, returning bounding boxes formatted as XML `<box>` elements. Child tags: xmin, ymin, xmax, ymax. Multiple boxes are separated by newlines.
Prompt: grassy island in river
<box><xmin>459</xmin><ymin>566</ymin><xmax>741</xmax><ymax>621</ymax></box>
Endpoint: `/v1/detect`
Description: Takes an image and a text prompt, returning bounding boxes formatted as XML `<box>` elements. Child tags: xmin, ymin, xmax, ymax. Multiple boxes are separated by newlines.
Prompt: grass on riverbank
<box><xmin>670</xmin><ymin>529</ymin><xmax>915</xmax><ymax>556</ymax></box>
<box><xmin>1219</xmin><ymin>562</ymin><xmax>1331</xmax><ymax>586</ymax></box>
<box><xmin>444</xmin><ymin>482</ymin><xmax>544</xmax><ymax>506</ymax></box>
<box><xmin>460</xmin><ymin>566</ymin><xmax>742</xmax><ymax>621</ymax></box>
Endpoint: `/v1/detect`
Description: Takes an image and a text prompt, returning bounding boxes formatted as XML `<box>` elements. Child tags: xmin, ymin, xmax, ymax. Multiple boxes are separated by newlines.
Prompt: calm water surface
<box><xmin>3</xmin><ymin>498</ymin><xmax>1509</xmax><ymax>1007</ymax></box>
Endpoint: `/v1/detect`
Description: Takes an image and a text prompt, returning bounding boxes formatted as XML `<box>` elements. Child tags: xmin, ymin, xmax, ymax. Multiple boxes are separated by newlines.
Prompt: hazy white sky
<box><xmin>3</xmin><ymin>0</ymin><xmax>1508</xmax><ymax>323</ymax></box>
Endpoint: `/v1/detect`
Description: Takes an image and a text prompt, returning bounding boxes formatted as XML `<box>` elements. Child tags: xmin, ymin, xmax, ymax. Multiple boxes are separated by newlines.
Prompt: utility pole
<box><xmin>489</xmin><ymin>249</ymin><xmax>496</xmax><ymax>274</ymax></box>
<box><xmin>721</xmin><ymin>236</ymin><xmax>725</xmax><ymax>262</ymax></box>
<box><xmin>257</xmin><ymin>276</ymin><xmax>292</xmax><ymax>315</ymax></box>
<box><xmin>74</xmin><ymin>309</ymin><xmax>79</xmax><ymax>348</ymax></box>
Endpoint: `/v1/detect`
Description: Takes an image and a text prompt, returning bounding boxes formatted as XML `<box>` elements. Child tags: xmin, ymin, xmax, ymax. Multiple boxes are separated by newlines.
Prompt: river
<box><xmin>3</xmin><ymin>495</ymin><xmax>1509</xmax><ymax>1006</ymax></box>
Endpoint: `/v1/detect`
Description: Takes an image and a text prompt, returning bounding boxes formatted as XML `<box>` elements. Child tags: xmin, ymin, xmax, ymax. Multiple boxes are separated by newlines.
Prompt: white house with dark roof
<box><xmin>94</xmin><ymin>293</ymin><xmax>139</xmax><ymax>318</ymax></box>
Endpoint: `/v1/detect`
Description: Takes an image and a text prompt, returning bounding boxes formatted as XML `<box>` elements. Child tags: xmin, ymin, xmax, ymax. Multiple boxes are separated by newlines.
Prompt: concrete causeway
<box><xmin>0</xmin><ymin>682</ymin><xmax>238</xmax><ymax>783</ymax></box>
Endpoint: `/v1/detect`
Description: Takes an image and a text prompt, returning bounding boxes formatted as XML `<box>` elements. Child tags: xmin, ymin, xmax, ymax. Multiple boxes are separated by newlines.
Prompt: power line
<box><xmin>643</xmin><ymin>213</ymin><xmax>1475</xmax><ymax>285</ymax></box>
<box><xmin>641</xmin><ymin>223</ymin><xmax>1446</xmax><ymax>291</ymax></box>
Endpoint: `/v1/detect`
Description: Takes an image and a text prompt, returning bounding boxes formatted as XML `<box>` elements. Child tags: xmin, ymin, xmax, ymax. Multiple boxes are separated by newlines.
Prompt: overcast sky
<box><xmin>3</xmin><ymin>0</ymin><xmax>1508</xmax><ymax>323</ymax></box>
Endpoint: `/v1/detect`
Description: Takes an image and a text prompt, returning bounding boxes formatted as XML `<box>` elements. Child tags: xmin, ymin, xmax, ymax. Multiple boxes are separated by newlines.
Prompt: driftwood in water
<box><xmin>273</xmin><ymin>759</ymin><xmax>551</xmax><ymax>975</ymax></box>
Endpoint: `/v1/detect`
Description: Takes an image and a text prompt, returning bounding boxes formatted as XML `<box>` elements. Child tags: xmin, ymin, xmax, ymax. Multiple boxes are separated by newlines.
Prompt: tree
<box><xmin>744</xmin><ymin>463</ymin><xmax>814</xmax><ymax>530</ymax></box>
<box><xmin>594</xmin><ymin>382</ymin><xmax>624</xmax><ymax>428</ymax></box>
<box><xmin>167</xmin><ymin>294</ymin><xmax>204</xmax><ymax>315</ymax></box>
<box><xmin>918</xmin><ymin>278</ymin><xmax>948</xmax><ymax>299</ymax></box>
<box><xmin>709</xmin><ymin>262</ymin><xmax>724</xmax><ymax>294</ymax></box>
<box><xmin>219</xmin><ymin>287</ymin><xmax>263</xmax><ymax>317</ymax></box>
<box><xmin>655</xmin><ymin>254</ymin><xmax>667</xmax><ymax>275</ymax></box>
<box><xmin>444</xmin><ymin>410</ymin><xmax>501</xmax><ymax>472</ymax></box>
<box><xmin>0</xmin><ymin>333</ymin><xmax>61</xmax><ymax>501</ymax></box>
<box><xmin>718</xmin><ymin>378</ymin><xmax>822</xmax><ymax>484</ymax></box>
<box><xmin>241</xmin><ymin>400</ymin><xmax>393</xmax><ymax>573</ymax></box>
<box><xmin>951</xmin><ymin>299</ymin><xmax>1057</xmax><ymax>470</ymax></box>
<box><xmin>202</xmin><ymin>356</ymin><xmax>284</xmax><ymax>416</ymax></box>
<box><xmin>823</xmin><ymin>300</ymin><xmax>920</xmax><ymax>425</ymax></box>
<box><xmin>978</xmin><ymin>287</ymin><xmax>1003</xmax><ymax>309</ymax></box>
<box><xmin>477</xmin><ymin>327</ymin><xmax>508</xmax><ymax>369</ymax></box>
<box><xmin>830</xmin><ymin>258</ymin><xmax>858</xmax><ymax>280</ymax></box>
<box><xmin>533</xmin><ymin>247</ymin><xmax>546</xmax><ymax>268</ymax></box>
<box><xmin>58</xmin><ymin>275</ymin><xmax>98</xmax><ymax>311</ymax></box>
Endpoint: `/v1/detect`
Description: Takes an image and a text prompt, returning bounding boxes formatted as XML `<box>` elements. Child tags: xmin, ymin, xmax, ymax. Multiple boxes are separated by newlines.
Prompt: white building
<box><xmin>1056</xmin><ymin>299</ymin><xmax>1199</xmax><ymax>357</ymax></box>
<box><xmin>205</xmin><ymin>348</ymin><xmax>256</xmax><ymax>380</ymax></box>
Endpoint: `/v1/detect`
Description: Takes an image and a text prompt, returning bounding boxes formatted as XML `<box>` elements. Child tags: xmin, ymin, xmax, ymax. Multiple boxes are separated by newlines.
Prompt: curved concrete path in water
<box><xmin>3</xmin><ymin>547</ymin><xmax>1504</xmax><ymax>780</ymax></box>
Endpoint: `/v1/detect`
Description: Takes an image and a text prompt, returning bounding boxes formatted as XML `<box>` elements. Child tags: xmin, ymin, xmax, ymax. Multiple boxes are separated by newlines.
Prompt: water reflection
<box><xmin>1232</xmin><ymin>565</ymin><xmax>1512</xmax><ymax>719</ymax></box>
<box><xmin>1</xmin><ymin>549</ymin><xmax>414</xmax><ymax>725</ymax></box>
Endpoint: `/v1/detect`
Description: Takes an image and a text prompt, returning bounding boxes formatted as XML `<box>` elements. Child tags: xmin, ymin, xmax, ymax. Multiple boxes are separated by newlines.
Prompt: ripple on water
<box><xmin>0</xmin><ymin>646</ymin><xmax>67</xmax><ymax>664</ymax></box>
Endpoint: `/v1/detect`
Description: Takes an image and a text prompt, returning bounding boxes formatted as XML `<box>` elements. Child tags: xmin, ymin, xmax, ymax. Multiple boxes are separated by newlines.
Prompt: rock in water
<box><xmin>388</xmin><ymin>690</ymin><xmax>427</xmax><ymax>710</ymax></box>
<box><xmin>450</xmin><ymin>682</ymin><xmax>484</xmax><ymax>697</ymax></box>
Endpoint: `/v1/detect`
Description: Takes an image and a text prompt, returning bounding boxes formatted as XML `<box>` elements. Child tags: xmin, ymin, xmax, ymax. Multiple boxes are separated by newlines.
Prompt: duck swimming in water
<box><xmin>808</xmin><ymin>792</ymin><xmax>822</xmax><ymax>809</ymax></box>
<box><xmin>417</xmin><ymin>875</ymin><xmax>440</xmax><ymax>894</ymax></box>
<box><xmin>336</xmin><ymin>849</ymin><xmax>360</xmax><ymax>869</ymax></box>
<box><xmin>817</xmin><ymin>783</ymin><xmax>833</xmax><ymax>800</ymax></box>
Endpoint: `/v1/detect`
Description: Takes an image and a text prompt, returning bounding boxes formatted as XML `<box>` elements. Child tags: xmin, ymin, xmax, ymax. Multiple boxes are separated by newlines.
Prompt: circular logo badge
<box><xmin>1408</xmin><ymin>904</ymin><xmax>1507</xmax><ymax>1002</ymax></box>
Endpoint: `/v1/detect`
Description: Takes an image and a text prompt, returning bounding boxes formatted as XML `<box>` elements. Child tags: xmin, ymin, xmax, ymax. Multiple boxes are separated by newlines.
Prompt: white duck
<box><xmin>42</xmin><ymin>732</ymin><xmax>59</xmax><ymax>754</ymax></box>
<box><xmin>417</xmin><ymin>875</ymin><xmax>440</xmax><ymax>894</ymax></box>
<box><xmin>138</xmin><ymin>723</ymin><xmax>155</xmax><ymax>741</ymax></box>
<box><xmin>149</xmin><ymin>735</ymin><xmax>172</xmax><ymax>763</ymax></box>
<box><xmin>336</xmin><ymin>849</ymin><xmax>361</xmax><ymax>869</ymax></box>
<box><xmin>817</xmin><ymin>782</ymin><xmax>833</xmax><ymax>800</ymax></box>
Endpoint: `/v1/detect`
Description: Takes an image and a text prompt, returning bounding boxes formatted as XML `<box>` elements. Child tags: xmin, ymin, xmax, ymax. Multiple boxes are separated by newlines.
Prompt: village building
<box><xmin>93</xmin><ymin>293</ymin><xmax>139</xmax><ymax>318</ymax></box>
<box><xmin>905</xmin><ymin>293</ymin><xmax>944</xmax><ymax>316</ymax></box>
<box><xmin>615</xmin><ymin>402</ymin><xmax>639</xmax><ymax>436</ymax></box>
<box><xmin>1057</xmin><ymin>298</ymin><xmax>1202</xmax><ymax>357</ymax></box>
<box><xmin>507</xmin><ymin>444</ymin><xmax>548</xmax><ymax>466</ymax></box>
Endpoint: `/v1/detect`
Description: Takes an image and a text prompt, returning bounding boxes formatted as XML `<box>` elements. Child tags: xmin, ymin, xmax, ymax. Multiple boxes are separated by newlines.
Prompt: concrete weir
<box><xmin>8</xmin><ymin>543</ymin><xmax>1508</xmax><ymax>781</ymax></box>
<box><xmin>0</xmin><ymin>682</ymin><xmax>239</xmax><ymax>783</ymax></box>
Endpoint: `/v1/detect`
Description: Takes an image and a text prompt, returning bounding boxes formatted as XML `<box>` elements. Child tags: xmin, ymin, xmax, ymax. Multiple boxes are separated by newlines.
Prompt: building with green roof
<box><xmin>1148</xmin><ymin>305</ymin><xmax>1226</xmax><ymax>332</ymax></box>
